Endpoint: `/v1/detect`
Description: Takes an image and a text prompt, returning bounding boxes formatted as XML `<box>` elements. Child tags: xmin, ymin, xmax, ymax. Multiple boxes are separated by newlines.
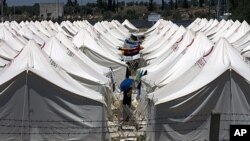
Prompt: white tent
<box><xmin>232</xmin><ymin>31</ymin><xmax>250</xmax><ymax>50</ymax></box>
<box><xmin>142</xmin><ymin>24</ymin><xmax>179</xmax><ymax>55</ymax></box>
<box><xmin>94</xmin><ymin>22</ymin><xmax>124</xmax><ymax>46</ymax></box>
<box><xmin>55</xmin><ymin>32</ymin><xmax>110</xmax><ymax>75</ymax></box>
<box><xmin>144</xmin><ymin>26</ymin><xmax>186</xmax><ymax>61</ymax></box>
<box><xmin>43</xmin><ymin>36</ymin><xmax>109</xmax><ymax>86</ymax></box>
<box><xmin>0</xmin><ymin>40</ymin><xmax>18</xmax><ymax>60</ymax></box>
<box><xmin>142</xmin><ymin>32</ymin><xmax>213</xmax><ymax>87</ymax></box>
<box><xmin>203</xmin><ymin>19</ymin><xmax>219</xmax><ymax>34</ymax></box>
<box><xmin>142</xmin><ymin>29</ymin><xmax>195</xmax><ymax>74</ymax></box>
<box><xmin>142</xmin><ymin>22</ymin><xmax>174</xmax><ymax>52</ymax></box>
<box><xmin>208</xmin><ymin>20</ymin><xmax>233</xmax><ymax>39</ymax></box>
<box><xmin>147</xmin><ymin>38</ymin><xmax>250</xmax><ymax>141</ymax></box>
<box><xmin>212</xmin><ymin>20</ymin><xmax>241</xmax><ymax>42</ymax></box>
<box><xmin>205</xmin><ymin>19</ymin><xmax>226</xmax><ymax>37</ymax></box>
<box><xmin>0</xmin><ymin>40</ymin><xmax>108</xmax><ymax>141</ymax></box>
<box><xmin>72</xmin><ymin>29</ymin><xmax>127</xmax><ymax>86</ymax></box>
<box><xmin>0</xmin><ymin>26</ymin><xmax>24</xmax><ymax>51</ymax></box>
<box><xmin>122</xmin><ymin>19</ymin><xmax>139</xmax><ymax>32</ymax></box>
<box><xmin>228</xmin><ymin>20</ymin><xmax>250</xmax><ymax>43</ymax></box>
<box><xmin>72</xmin><ymin>29</ymin><xmax>126</xmax><ymax>69</ymax></box>
<box><xmin>0</xmin><ymin>57</ymin><xmax>8</xmax><ymax>68</ymax></box>
<box><xmin>18</xmin><ymin>25</ymin><xmax>45</xmax><ymax>45</ymax></box>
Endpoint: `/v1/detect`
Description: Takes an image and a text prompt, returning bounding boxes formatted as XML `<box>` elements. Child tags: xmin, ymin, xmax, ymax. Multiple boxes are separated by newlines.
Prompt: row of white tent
<box><xmin>137</xmin><ymin>19</ymin><xmax>250</xmax><ymax>140</ymax></box>
<box><xmin>0</xmin><ymin>19</ymin><xmax>133</xmax><ymax>140</ymax></box>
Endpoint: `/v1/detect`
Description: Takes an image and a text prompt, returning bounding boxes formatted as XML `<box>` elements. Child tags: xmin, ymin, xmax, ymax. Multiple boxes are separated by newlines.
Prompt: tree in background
<box><xmin>1</xmin><ymin>0</ymin><xmax>7</xmax><ymax>6</ymax></box>
<box><xmin>97</xmin><ymin>0</ymin><xmax>103</xmax><ymax>9</ymax></box>
<box><xmin>148</xmin><ymin>0</ymin><xmax>154</xmax><ymax>11</ymax></box>
<box><xmin>199</xmin><ymin>0</ymin><xmax>204</xmax><ymax>7</ymax></box>
<box><xmin>66</xmin><ymin>0</ymin><xmax>73</xmax><ymax>6</ymax></box>
<box><xmin>112</xmin><ymin>0</ymin><xmax>116</xmax><ymax>11</ymax></box>
<box><xmin>211</xmin><ymin>0</ymin><xmax>216</xmax><ymax>6</ymax></box>
<box><xmin>183</xmin><ymin>0</ymin><xmax>188</xmax><ymax>8</ymax></box>
<box><xmin>230</xmin><ymin>0</ymin><xmax>250</xmax><ymax>22</ymax></box>
<box><xmin>169</xmin><ymin>0</ymin><xmax>173</xmax><ymax>10</ymax></box>
<box><xmin>190</xmin><ymin>0</ymin><xmax>198</xmax><ymax>7</ymax></box>
<box><xmin>108</xmin><ymin>0</ymin><xmax>112</xmax><ymax>10</ymax></box>
<box><xmin>175</xmin><ymin>0</ymin><xmax>178</xmax><ymax>9</ymax></box>
<box><xmin>65</xmin><ymin>0</ymin><xmax>80</xmax><ymax>15</ymax></box>
<box><xmin>161</xmin><ymin>0</ymin><xmax>164</xmax><ymax>10</ymax></box>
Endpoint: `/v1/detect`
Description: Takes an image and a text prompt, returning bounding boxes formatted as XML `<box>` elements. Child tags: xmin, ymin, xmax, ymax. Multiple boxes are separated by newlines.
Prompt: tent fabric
<box><xmin>144</xmin><ymin>26</ymin><xmax>186</xmax><ymax>61</ymax></box>
<box><xmin>142</xmin><ymin>29</ymin><xmax>195</xmax><ymax>74</ymax></box>
<box><xmin>143</xmin><ymin>32</ymin><xmax>213</xmax><ymax>87</ymax></box>
<box><xmin>122</xmin><ymin>19</ymin><xmax>139</xmax><ymax>31</ymax></box>
<box><xmin>42</xmin><ymin>37</ymin><xmax>109</xmax><ymax>86</ymax></box>
<box><xmin>147</xmin><ymin>38</ymin><xmax>250</xmax><ymax>141</ymax></box>
<box><xmin>0</xmin><ymin>27</ymin><xmax>24</xmax><ymax>51</ymax></box>
<box><xmin>55</xmin><ymin>32</ymin><xmax>110</xmax><ymax>75</ymax></box>
<box><xmin>0</xmin><ymin>57</ymin><xmax>9</xmax><ymax>67</ymax></box>
<box><xmin>228</xmin><ymin>20</ymin><xmax>250</xmax><ymax>43</ymax></box>
<box><xmin>72</xmin><ymin>29</ymin><xmax>126</xmax><ymax>68</ymax></box>
<box><xmin>0</xmin><ymin>72</ymin><xmax>107</xmax><ymax>141</ymax></box>
<box><xmin>0</xmin><ymin>40</ymin><xmax>18</xmax><ymax>60</ymax></box>
<box><xmin>143</xmin><ymin>24</ymin><xmax>179</xmax><ymax>55</ymax></box>
<box><xmin>205</xmin><ymin>19</ymin><xmax>226</xmax><ymax>37</ymax></box>
<box><xmin>0</xmin><ymin>40</ymin><xmax>108</xmax><ymax>140</ymax></box>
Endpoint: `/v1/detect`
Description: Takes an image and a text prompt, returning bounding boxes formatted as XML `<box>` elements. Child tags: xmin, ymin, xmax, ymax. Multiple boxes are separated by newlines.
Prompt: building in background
<box><xmin>148</xmin><ymin>12</ymin><xmax>161</xmax><ymax>24</ymax></box>
<box><xmin>40</xmin><ymin>3</ymin><xmax>64</xmax><ymax>19</ymax></box>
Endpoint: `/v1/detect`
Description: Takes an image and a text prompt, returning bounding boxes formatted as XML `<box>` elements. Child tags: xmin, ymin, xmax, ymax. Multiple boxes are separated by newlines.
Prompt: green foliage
<box><xmin>97</xmin><ymin>0</ymin><xmax>103</xmax><ymax>9</ymax></box>
<box><xmin>194</xmin><ymin>10</ymin><xmax>208</xmax><ymax>18</ymax></box>
<box><xmin>190</xmin><ymin>0</ymin><xmax>198</xmax><ymax>7</ymax></box>
<box><xmin>199</xmin><ymin>0</ymin><xmax>204</xmax><ymax>7</ymax></box>
<box><xmin>64</xmin><ymin>0</ymin><xmax>80</xmax><ymax>15</ymax></box>
<box><xmin>183</xmin><ymin>0</ymin><xmax>188</xmax><ymax>8</ymax></box>
<box><xmin>172</xmin><ymin>11</ymin><xmax>182</xmax><ymax>19</ymax></box>
<box><xmin>230</xmin><ymin>0</ymin><xmax>250</xmax><ymax>22</ymax></box>
<box><xmin>148</xmin><ymin>0</ymin><xmax>155</xmax><ymax>11</ymax></box>
<box><xmin>125</xmin><ymin>9</ymin><xmax>139</xmax><ymax>19</ymax></box>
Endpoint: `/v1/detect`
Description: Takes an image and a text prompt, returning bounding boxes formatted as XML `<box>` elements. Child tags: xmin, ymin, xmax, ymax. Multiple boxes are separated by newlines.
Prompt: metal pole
<box><xmin>209</xmin><ymin>110</ymin><xmax>221</xmax><ymax>141</ymax></box>
<box><xmin>1</xmin><ymin>0</ymin><xmax>3</xmax><ymax>23</ymax></box>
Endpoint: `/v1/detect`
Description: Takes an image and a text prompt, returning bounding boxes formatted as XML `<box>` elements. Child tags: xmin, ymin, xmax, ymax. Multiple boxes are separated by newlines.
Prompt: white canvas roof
<box><xmin>0</xmin><ymin>26</ymin><xmax>24</xmax><ymax>51</ymax></box>
<box><xmin>43</xmin><ymin>36</ymin><xmax>109</xmax><ymax>85</ymax></box>
<box><xmin>212</xmin><ymin>20</ymin><xmax>241</xmax><ymax>42</ymax></box>
<box><xmin>142</xmin><ymin>22</ymin><xmax>173</xmax><ymax>49</ymax></box>
<box><xmin>0</xmin><ymin>40</ymin><xmax>18</xmax><ymax>60</ymax></box>
<box><xmin>94</xmin><ymin>22</ymin><xmax>124</xmax><ymax>46</ymax></box>
<box><xmin>187</xmin><ymin>18</ymin><xmax>201</xmax><ymax>29</ymax></box>
<box><xmin>151</xmin><ymin>38</ymin><xmax>250</xmax><ymax>105</ymax></box>
<box><xmin>142</xmin><ymin>29</ymin><xmax>195</xmax><ymax>73</ymax></box>
<box><xmin>209</xmin><ymin>20</ymin><xmax>233</xmax><ymax>39</ymax></box>
<box><xmin>200</xmin><ymin>19</ymin><xmax>214</xmax><ymax>32</ymax></box>
<box><xmin>0</xmin><ymin>57</ymin><xmax>8</xmax><ymax>67</ymax></box>
<box><xmin>144</xmin><ymin>26</ymin><xmax>186</xmax><ymax>61</ymax></box>
<box><xmin>55</xmin><ymin>32</ymin><xmax>110</xmax><ymax>75</ymax></box>
<box><xmin>122</xmin><ymin>19</ymin><xmax>139</xmax><ymax>31</ymax></box>
<box><xmin>112</xmin><ymin>20</ymin><xmax>130</xmax><ymax>36</ymax></box>
<box><xmin>143</xmin><ymin>32</ymin><xmax>213</xmax><ymax>87</ymax></box>
<box><xmin>18</xmin><ymin>25</ymin><xmax>45</xmax><ymax>45</ymax></box>
<box><xmin>228</xmin><ymin>20</ymin><xmax>250</xmax><ymax>43</ymax></box>
<box><xmin>203</xmin><ymin>19</ymin><xmax>219</xmax><ymax>33</ymax></box>
<box><xmin>232</xmin><ymin>31</ymin><xmax>250</xmax><ymax>49</ymax></box>
<box><xmin>205</xmin><ymin>19</ymin><xmax>226</xmax><ymax>36</ymax></box>
<box><xmin>191</xmin><ymin>18</ymin><xmax>208</xmax><ymax>32</ymax></box>
<box><xmin>72</xmin><ymin>29</ymin><xmax>126</xmax><ymax>69</ymax></box>
<box><xmin>143</xmin><ymin>24</ymin><xmax>179</xmax><ymax>55</ymax></box>
<box><xmin>0</xmin><ymin>40</ymin><xmax>104</xmax><ymax>103</ymax></box>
